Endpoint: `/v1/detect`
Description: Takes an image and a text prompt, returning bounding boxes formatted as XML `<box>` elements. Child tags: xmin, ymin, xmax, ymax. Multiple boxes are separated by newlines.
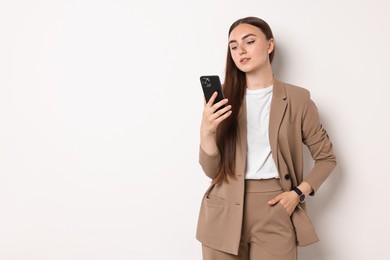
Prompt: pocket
<box><xmin>276</xmin><ymin>202</ymin><xmax>289</xmax><ymax>216</ymax></box>
<box><xmin>276</xmin><ymin>202</ymin><xmax>292</xmax><ymax>222</ymax></box>
<box><xmin>204</xmin><ymin>194</ymin><xmax>226</xmax><ymax>207</ymax></box>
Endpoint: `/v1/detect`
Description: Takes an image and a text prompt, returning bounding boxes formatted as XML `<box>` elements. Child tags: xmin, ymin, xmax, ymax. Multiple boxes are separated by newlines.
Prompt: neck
<box><xmin>245</xmin><ymin>64</ymin><xmax>274</xmax><ymax>90</ymax></box>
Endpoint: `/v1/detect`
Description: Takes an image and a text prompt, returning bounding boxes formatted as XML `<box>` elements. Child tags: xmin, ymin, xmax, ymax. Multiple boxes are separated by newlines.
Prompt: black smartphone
<box><xmin>200</xmin><ymin>75</ymin><xmax>225</xmax><ymax>111</ymax></box>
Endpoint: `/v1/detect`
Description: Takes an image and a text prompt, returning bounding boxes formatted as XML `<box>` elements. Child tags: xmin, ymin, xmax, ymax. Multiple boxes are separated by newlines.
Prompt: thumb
<box><xmin>268</xmin><ymin>195</ymin><xmax>281</xmax><ymax>205</ymax></box>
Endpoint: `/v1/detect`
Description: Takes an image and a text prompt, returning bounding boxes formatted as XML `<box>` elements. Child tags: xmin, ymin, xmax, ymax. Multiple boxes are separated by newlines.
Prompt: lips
<box><xmin>240</xmin><ymin>57</ymin><xmax>251</xmax><ymax>64</ymax></box>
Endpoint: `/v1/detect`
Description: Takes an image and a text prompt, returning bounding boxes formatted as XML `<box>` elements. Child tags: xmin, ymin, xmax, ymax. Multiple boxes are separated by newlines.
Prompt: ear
<box><xmin>267</xmin><ymin>38</ymin><xmax>275</xmax><ymax>54</ymax></box>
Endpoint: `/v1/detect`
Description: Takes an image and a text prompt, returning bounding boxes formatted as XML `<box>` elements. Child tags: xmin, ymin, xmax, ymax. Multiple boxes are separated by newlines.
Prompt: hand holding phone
<box><xmin>199</xmin><ymin>75</ymin><xmax>232</xmax><ymax>140</ymax></box>
<box><xmin>200</xmin><ymin>75</ymin><xmax>226</xmax><ymax>112</ymax></box>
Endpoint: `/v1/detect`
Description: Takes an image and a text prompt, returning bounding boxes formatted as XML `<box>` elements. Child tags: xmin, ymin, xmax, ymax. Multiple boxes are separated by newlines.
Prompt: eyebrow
<box><xmin>229</xmin><ymin>33</ymin><xmax>257</xmax><ymax>45</ymax></box>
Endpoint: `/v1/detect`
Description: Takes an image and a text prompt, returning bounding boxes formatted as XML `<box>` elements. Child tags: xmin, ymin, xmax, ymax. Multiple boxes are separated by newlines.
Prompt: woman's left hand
<box><xmin>268</xmin><ymin>191</ymin><xmax>299</xmax><ymax>216</ymax></box>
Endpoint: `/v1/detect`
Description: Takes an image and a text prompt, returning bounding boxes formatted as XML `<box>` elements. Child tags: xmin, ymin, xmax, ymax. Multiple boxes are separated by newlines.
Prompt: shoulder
<box><xmin>282</xmin><ymin>81</ymin><xmax>311</xmax><ymax>102</ymax></box>
<box><xmin>274</xmin><ymin>78</ymin><xmax>314</xmax><ymax>112</ymax></box>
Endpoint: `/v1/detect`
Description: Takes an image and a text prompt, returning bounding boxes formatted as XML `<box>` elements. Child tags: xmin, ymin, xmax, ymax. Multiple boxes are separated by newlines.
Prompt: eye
<box><xmin>247</xmin><ymin>40</ymin><xmax>255</xmax><ymax>45</ymax></box>
<box><xmin>230</xmin><ymin>46</ymin><xmax>237</xmax><ymax>50</ymax></box>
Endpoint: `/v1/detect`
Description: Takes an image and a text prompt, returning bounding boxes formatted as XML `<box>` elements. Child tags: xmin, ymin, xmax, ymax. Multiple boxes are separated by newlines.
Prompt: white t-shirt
<box><xmin>245</xmin><ymin>85</ymin><xmax>279</xmax><ymax>179</ymax></box>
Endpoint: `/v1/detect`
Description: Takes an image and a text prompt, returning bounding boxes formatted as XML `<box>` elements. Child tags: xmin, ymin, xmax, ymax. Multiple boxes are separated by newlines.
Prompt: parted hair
<box><xmin>213</xmin><ymin>17</ymin><xmax>275</xmax><ymax>185</ymax></box>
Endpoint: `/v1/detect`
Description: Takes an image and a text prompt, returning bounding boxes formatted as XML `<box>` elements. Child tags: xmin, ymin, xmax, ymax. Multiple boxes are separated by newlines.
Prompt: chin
<box><xmin>237</xmin><ymin>66</ymin><xmax>254</xmax><ymax>73</ymax></box>
<box><xmin>234</xmin><ymin>63</ymin><xmax>249</xmax><ymax>72</ymax></box>
<box><xmin>237</xmin><ymin>63</ymin><xmax>265</xmax><ymax>74</ymax></box>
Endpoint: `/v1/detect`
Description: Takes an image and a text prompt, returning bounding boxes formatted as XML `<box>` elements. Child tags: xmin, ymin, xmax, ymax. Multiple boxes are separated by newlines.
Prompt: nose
<box><xmin>238</xmin><ymin>44</ymin><xmax>246</xmax><ymax>55</ymax></box>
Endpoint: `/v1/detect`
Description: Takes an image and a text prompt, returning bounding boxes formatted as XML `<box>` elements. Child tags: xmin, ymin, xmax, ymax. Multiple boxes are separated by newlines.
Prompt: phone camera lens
<box><xmin>202</xmin><ymin>77</ymin><xmax>211</xmax><ymax>88</ymax></box>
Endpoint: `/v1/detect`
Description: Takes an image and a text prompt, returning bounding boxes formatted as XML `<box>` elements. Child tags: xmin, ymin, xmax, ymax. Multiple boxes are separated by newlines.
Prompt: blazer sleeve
<box><xmin>199</xmin><ymin>145</ymin><xmax>221</xmax><ymax>180</ymax></box>
<box><xmin>301</xmin><ymin>99</ymin><xmax>337</xmax><ymax>195</ymax></box>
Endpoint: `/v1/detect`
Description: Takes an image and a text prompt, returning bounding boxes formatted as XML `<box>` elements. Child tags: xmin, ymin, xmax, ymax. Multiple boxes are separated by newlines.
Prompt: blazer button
<box><xmin>284</xmin><ymin>173</ymin><xmax>290</xmax><ymax>180</ymax></box>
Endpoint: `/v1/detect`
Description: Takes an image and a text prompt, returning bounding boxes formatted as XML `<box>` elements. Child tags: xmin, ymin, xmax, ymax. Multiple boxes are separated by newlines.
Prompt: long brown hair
<box><xmin>212</xmin><ymin>17</ymin><xmax>275</xmax><ymax>185</ymax></box>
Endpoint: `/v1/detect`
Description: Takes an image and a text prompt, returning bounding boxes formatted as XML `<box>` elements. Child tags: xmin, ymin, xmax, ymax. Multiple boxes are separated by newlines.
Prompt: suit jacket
<box><xmin>196</xmin><ymin>77</ymin><xmax>336</xmax><ymax>255</ymax></box>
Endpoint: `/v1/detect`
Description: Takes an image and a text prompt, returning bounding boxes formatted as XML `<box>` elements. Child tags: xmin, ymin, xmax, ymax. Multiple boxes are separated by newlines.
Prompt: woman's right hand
<box><xmin>200</xmin><ymin>92</ymin><xmax>232</xmax><ymax>139</ymax></box>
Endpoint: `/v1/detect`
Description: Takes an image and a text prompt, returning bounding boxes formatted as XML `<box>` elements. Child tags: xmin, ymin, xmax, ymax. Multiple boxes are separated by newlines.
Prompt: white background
<box><xmin>1</xmin><ymin>0</ymin><xmax>389</xmax><ymax>259</ymax></box>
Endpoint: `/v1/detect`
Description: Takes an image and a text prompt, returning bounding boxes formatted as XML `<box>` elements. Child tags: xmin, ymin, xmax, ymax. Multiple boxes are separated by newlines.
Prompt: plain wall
<box><xmin>1</xmin><ymin>0</ymin><xmax>389</xmax><ymax>259</ymax></box>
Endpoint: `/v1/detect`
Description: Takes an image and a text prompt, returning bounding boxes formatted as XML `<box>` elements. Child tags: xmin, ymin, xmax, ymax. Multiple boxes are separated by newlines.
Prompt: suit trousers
<box><xmin>202</xmin><ymin>178</ymin><xmax>297</xmax><ymax>260</ymax></box>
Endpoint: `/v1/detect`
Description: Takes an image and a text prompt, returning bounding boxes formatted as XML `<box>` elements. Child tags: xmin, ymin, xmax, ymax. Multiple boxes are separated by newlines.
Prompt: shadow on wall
<box><xmin>273</xmin><ymin>43</ymin><xmax>344</xmax><ymax>260</ymax></box>
<box><xmin>271</xmin><ymin>42</ymin><xmax>285</xmax><ymax>79</ymax></box>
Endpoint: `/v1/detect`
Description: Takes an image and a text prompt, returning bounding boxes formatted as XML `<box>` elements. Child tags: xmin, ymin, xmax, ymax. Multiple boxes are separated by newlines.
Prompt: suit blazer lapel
<box><xmin>269</xmin><ymin>77</ymin><xmax>287</xmax><ymax>171</ymax></box>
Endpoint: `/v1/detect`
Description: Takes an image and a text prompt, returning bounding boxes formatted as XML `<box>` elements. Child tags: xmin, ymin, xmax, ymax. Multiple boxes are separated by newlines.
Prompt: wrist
<box><xmin>200</xmin><ymin>130</ymin><xmax>216</xmax><ymax>140</ymax></box>
<box><xmin>297</xmin><ymin>182</ymin><xmax>313</xmax><ymax>197</ymax></box>
<box><xmin>292</xmin><ymin>187</ymin><xmax>306</xmax><ymax>203</ymax></box>
<box><xmin>201</xmin><ymin>134</ymin><xmax>216</xmax><ymax>141</ymax></box>
<box><xmin>200</xmin><ymin>135</ymin><xmax>218</xmax><ymax>156</ymax></box>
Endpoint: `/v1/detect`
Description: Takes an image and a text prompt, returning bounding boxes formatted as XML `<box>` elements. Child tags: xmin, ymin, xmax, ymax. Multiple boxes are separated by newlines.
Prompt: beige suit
<box><xmin>196</xmin><ymin>77</ymin><xmax>336</xmax><ymax>255</ymax></box>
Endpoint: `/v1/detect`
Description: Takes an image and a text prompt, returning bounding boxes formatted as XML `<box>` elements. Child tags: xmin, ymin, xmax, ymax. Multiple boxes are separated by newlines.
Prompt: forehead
<box><xmin>228</xmin><ymin>23</ymin><xmax>265</xmax><ymax>41</ymax></box>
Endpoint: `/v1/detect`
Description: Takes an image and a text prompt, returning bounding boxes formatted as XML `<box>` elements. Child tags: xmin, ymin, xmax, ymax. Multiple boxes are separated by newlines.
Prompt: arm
<box><xmin>268</xmin><ymin>98</ymin><xmax>336</xmax><ymax>215</ymax></box>
<box><xmin>199</xmin><ymin>92</ymin><xmax>232</xmax><ymax>179</ymax></box>
<box><xmin>301</xmin><ymin>99</ymin><xmax>337</xmax><ymax>195</ymax></box>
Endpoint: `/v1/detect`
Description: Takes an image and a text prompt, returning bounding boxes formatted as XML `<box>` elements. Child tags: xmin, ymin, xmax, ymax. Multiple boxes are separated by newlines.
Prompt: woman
<box><xmin>196</xmin><ymin>17</ymin><xmax>336</xmax><ymax>260</ymax></box>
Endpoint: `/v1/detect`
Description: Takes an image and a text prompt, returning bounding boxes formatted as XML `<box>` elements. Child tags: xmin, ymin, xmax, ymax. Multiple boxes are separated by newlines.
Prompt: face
<box><xmin>228</xmin><ymin>23</ymin><xmax>274</xmax><ymax>73</ymax></box>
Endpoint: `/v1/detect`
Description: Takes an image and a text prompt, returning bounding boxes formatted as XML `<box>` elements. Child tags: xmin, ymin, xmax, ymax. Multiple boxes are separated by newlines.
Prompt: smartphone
<box><xmin>200</xmin><ymin>75</ymin><xmax>225</xmax><ymax>111</ymax></box>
